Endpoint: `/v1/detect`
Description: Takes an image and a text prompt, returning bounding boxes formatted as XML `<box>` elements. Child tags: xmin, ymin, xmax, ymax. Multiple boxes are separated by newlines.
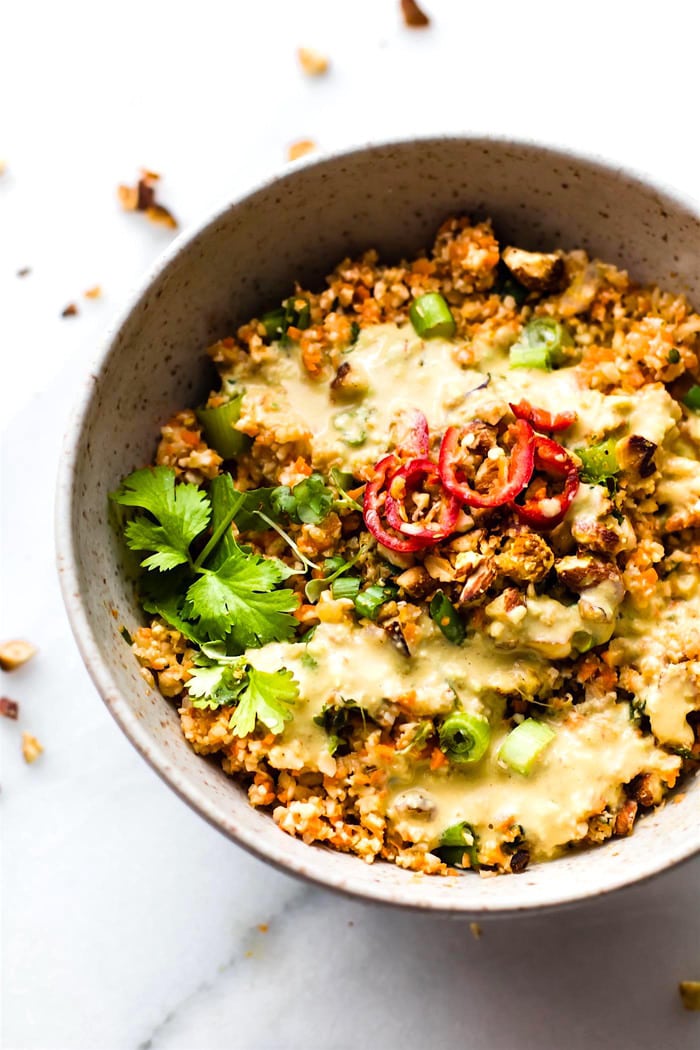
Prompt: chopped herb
<box><xmin>313</xmin><ymin>698</ymin><xmax>366</xmax><ymax>755</ymax></box>
<box><xmin>120</xmin><ymin>627</ymin><xmax>133</xmax><ymax>646</ymax></box>
<box><xmin>305</xmin><ymin>549</ymin><xmax>363</xmax><ymax>602</ymax></box>
<box><xmin>429</xmin><ymin>590</ymin><xmax>465</xmax><ymax>645</ymax></box>
<box><xmin>331</xmin><ymin>575</ymin><xmax>361</xmax><ymax>600</ymax></box>
<box><xmin>683</xmin><ymin>385</ymin><xmax>700</xmax><ymax>410</ymax></box>
<box><xmin>333</xmin><ymin>407</ymin><xmax>369</xmax><ymax>447</ymax></box>
<box><xmin>498</xmin><ymin>718</ymin><xmax>555</xmax><ymax>775</ymax></box>
<box><xmin>409</xmin><ymin>292</ymin><xmax>456</xmax><ymax>339</ymax></box>
<box><xmin>438</xmin><ymin>711</ymin><xmax>491</xmax><ymax>764</ymax></box>
<box><xmin>668</xmin><ymin>348</ymin><xmax>681</xmax><ymax>364</ymax></box>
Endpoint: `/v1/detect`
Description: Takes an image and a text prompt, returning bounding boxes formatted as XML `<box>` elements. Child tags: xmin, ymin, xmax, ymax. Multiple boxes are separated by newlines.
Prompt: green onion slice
<box><xmin>331</xmin><ymin>575</ymin><xmax>361</xmax><ymax>600</ymax></box>
<box><xmin>509</xmin><ymin>318</ymin><xmax>573</xmax><ymax>370</ymax></box>
<box><xmin>429</xmin><ymin>590</ymin><xmax>465</xmax><ymax>645</ymax></box>
<box><xmin>438</xmin><ymin>711</ymin><xmax>491</xmax><ymax>765</ymax></box>
<box><xmin>683</xmin><ymin>385</ymin><xmax>700</xmax><ymax>410</ymax></box>
<box><xmin>196</xmin><ymin>394</ymin><xmax>251</xmax><ymax>459</ymax></box>
<box><xmin>354</xmin><ymin>584</ymin><xmax>391</xmax><ymax>620</ymax></box>
<box><xmin>498</xmin><ymin>718</ymin><xmax>555</xmax><ymax>775</ymax></box>
<box><xmin>575</xmin><ymin>438</ymin><xmax>619</xmax><ymax>483</ymax></box>
<box><xmin>409</xmin><ymin>292</ymin><xmax>456</xmax><ymax>339</ymax></box>
<box><xmin>435</xmin><ymin>821</ymin><xmax>479</xmax><ymax>869</ymax></box>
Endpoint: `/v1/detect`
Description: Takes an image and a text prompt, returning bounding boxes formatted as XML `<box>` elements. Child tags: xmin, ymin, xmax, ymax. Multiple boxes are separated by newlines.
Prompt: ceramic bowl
<box><xmin>57</xmin><ymin>136</ymin><xmax>700</xmax><ymax>914</ymax></box>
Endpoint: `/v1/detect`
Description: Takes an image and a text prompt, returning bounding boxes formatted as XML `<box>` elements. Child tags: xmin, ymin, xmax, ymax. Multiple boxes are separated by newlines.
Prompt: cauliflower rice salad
<box><xmin>112</xmin><ymin>217</ymin><xmax>700</xmax><ymax>877</ymax></box>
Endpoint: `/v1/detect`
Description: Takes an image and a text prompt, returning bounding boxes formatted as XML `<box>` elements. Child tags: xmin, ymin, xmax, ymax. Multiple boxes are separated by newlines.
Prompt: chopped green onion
<box><xmin>261</xmin><ymin>297</ymin><xmax>311</xmax><ymax>342</ymax></box>
<box><xmin>305</xmin><ymin>550</ymin><xmax>362</xmax><ymax>602</ymax></box>
<box><xmin>300</xmin><ymin>625</ymin><xmax>317</xmax><ymax>643</ymax></box>
<box><xmin>324</xmin><ymin>556</ymin><xmax>347</xmax><ymax>575</ymax></box>
<box><xmin>438</xmin><ymin>711</ymin><xmax>491</xmax><ymax>765</ymax></box>
<box><xmin>196</xmin><ymin>395</ymin><xmax>251</xmax><ymax>459</ymax></box>
<box><xmin>331</xmin><ymin>575</ymin><xmax>361</xmax><ymax>600</ymax></box>
<box><xmin>354</xmin><ymin>584</ymin><xmax>391</xmax><ymax>620</ymax></box>
<box><xmin>429</xmin><ymin>590</ymin><xmax>465</xmax><ymax>645</ymax></box>
<box><xmin>348</xmin><ymin>321</ymin><xmax>361</xmax><ymax>347</ymax></box>
<box><xmin>330</xmin><ymin>467</ymin><xmax>357</xmax><ymax>491</ymax></box>
<box><xmin>498</xmin><ymin>718</ymin><xmax>555</xmax><ymax>775</ymax></box>
<box><xmin>683</xmin><ymin>385</ymin><xmax>700</xmax><ymax>410</ymax></box>
<box><xmin>409</xmin><ymin>292</ymin><xmax>456</xmax><ymax>339</ymax></box>
<box><xmin>435</xmin><ymin>821</ymin><xmax>479</xmax><ymax>869</ymax></box>
<box><xmin>576</xmin><ymin>438</ymin><xmax>619</xmax><ymax>483</ymax></box>
<box><xmin>333</xmin><ymin>408</ymin><xmax>368</xmax><ymax>447</ymax></box>
<box><xmin>668</xmin><ymin>348</ymin><xmax>681</xmax><ymax>364</ymax></box>
<box><xmin>509</xmin><ymin>318</ymin><xmax>573</xmax><ymax>370</ymax></box>
<box><xmin>261</xmin><ymin>307</ymin><xmax>287</xmax><ymax>340</ymax></box>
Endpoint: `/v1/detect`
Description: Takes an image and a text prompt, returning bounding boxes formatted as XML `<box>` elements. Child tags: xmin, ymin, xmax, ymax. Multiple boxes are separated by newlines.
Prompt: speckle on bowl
<box><xmin>56</xmin><ymin>135</ymin><xmax>700</xmax><ymax>915</ymax></box>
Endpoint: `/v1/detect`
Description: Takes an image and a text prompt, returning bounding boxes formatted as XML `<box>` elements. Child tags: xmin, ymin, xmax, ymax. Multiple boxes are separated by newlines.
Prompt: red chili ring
<box><xmin>438</xmin><ymin>418</ymin><xmax>536</xmax><ymax>508</ymax></box>
<box><xmin>510</xmin><ymin>399</ymin><xmax>577</xmax><ymax>433</ymax></box>
<box><xmin>363</xmin><ymin>455</ymin><xmax>435</xmax><ymax>552</ymax></box>
<box><xmin>384</xmin><ymin>456</ymin><xmax>460</xmax><ymax>541</ymax></box>
<box><xmin>511</xmin><ymin>434</ymin><xmax>580</xmax><ymax>529</ymax></box>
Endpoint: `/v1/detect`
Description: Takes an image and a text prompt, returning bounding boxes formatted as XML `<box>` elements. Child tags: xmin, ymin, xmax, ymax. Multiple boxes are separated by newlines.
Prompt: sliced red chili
<box><xmin>510</xmin><ymin>399</ymin><xmax>577</xmax><ymax>433</ymax></box>
<box><xmin>511</xmin><ymin>434</ymin><xmax>580</xmax><ymax>529</ymax></box>
<box><xmin>384</xmin><ymin>456</ymin><xmax>460</xmax><ymax>541</ymax></box>
<box><xmin>394</xmin><ymin>408</ymin><xmax>430</xmax><ymax>457</ymax></box>
<box><xmin>363</xmin><ymin>455</ymin><xmax>435</xmax><ymax>552</ymax></box>
<box><xmin>438</xmin><ymin>419</ymin><xmax>535</xmax><ymax>508</ymax></box>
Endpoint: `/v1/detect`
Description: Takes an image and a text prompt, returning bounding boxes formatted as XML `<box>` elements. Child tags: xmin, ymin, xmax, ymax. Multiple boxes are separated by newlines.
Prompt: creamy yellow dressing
<box><xmin>387</xmin><ymin>697</ymin><xmax>680</xmax><ymax>859</ymax></box>
<box><xmin>226</xmin><ymin>323</ymin><xmax>680</xmax><ymax>473</ymax></box>
<box><xmin>228</xmin><ymin>320</ymin><xmax>698</xmax><ymax>865</ymax></box>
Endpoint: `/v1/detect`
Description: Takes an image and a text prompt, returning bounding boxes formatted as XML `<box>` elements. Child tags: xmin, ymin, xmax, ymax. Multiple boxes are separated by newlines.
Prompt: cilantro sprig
<box><xmin>187</xmin><ymin>645</ymin><xmax>299</xmax><ymax>736</ymax></box>
<box><xmin>111</xmin><ymin>467</ymin><xmax>299</xmax><ymax>650</ymax></box>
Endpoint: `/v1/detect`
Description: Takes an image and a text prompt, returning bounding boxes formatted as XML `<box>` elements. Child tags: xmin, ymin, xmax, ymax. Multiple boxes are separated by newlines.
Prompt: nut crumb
<box><xmin>469</xmin><ymin>922</ymin><xmax>482</xmax><ymax>940</ymax></box>
<box><xmin>118</xmin><ymin>169</ymin><xmax>178</xmax><ymax>229</ymax></box>
<box><xmin>61</xmin><ymin>303</ymin><xmax>79</xmax><ymax>318</ymax></box>
<box><xmin>17</xmin><ymin>266</ymin><xmax>31</xmax><ymax>278</ymax></box>
<box><xmin>84</xmin><ymin>285</ymin><xmax>102</xmax><ymax>300</ymax></box>
<box><xmin>401</xmin><ymin>0</ymin><xmax>430</xmax><ymax>27</ymax></box>
<box><xmin>297</xmin><ymin>47</ymin><xmax>329</xmax><ymax>76</ymax></box>
<box><xmin>0</xmin><ymin>640</ymin><xmax>37</xmax><ymax>672</ymax></box>
<box><xmin>22</xmin><ymin>732</ymin><xmax>43</xmax><ymax>764</ymax></box>
<box><xmin>287</xmin><ymin>139</ymin><xmax>317</xmax><ymax>162</ymax></box>
<box><xmin>679</xmin><ymin>981</ymin><xmax>700</xmax><ymax>1010</ymax></box>
<box><xmin>0</xmin><ymin>697</ymin><xmax>19</xmax><ymax>720</ymax></box>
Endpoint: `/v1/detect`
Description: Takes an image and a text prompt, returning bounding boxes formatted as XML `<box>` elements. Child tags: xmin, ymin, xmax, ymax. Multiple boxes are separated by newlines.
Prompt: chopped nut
<box><xmin>555</xmin><ymin>554</ymin><xmax>619</xmax><ymax>591</ymax></box>
<box><xmin>84</xmin><ymin>285</ymin><xmax>102</xmax><ymax>300</ymax></box>
<box><xmin>16</xmin><ymin>266</ymin><xmax>31</xmax><ymax>278</ymax></box>
<box><xmin>287</xmin><ymin>139</ymin><xmax>317</xmax><ymax>162</ymax></box>
<box><xmin>616</xmin><ymin>434</ymin><xmax>657</xmax><ymax>478</ymax></box>
<box><xmin>22</xmin><ymin>732</ymin><xmax>43</xmax><ymax>764</ymax></box>
<box><xmin>679</xmin><ymin>981</ymin><xmax>700</xmax><ymax>1011</ymax></box>
<box><xmin>613</xmin><ymin>799</ymin><xmax>638</xmax><ymax>836</ymax></box>
<box><xmin>502</xmin><ymin>246</ymin><xmax>564</xmax><ymax>293</ymax></box>
<box><xmin>330</xmin><ymin>361</ymin><xmax>369</xmax><ymax>400</ymax></box>
<box><xmin>0</xmin><ymin>639</ymin><xmax>37</xmax><ymax>672</ymax></box>
<box><xmin>424</xmin><ymin>555</ymin><xmax>456</xmax><ymax>582</ymax></box>
<box><xmin>0</xmin><ymin>697</ymin><xmax>19</xmax><ymax>720</ymax></box>
<box><xmin>297</xmin><ymin>47</ymin><xmax>329</xmax><ymax>77</ymax></box>
<box><xmin>118</xmin><ymin>169</ymin><xmax>178</xmax><ymax>229</ymax></box>
<box><xmin>395</xmin><ymin>565</ymin><xmax>434</xmax><ymax>600</ymax></box>
<box><xmin>459</xmin><ymin>559</ymin><xmax>496</xmax><ymax>603</ymax></box>
<box><xmin>61</xmin><ymin>303</ymin><xmax>79</xmax><ymax>318</ymax></box>
<box><xmin>401</xmin><ymin>0</ymin><xmax>430</xmax><ymax>27</ymax></box>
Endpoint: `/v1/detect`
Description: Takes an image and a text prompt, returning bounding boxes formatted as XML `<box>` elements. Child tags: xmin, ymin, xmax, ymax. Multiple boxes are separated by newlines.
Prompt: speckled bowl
<box><xmin>57</xmin><ymin>137</ymin><xmax>700</xmax><ymax>915</ymax></box>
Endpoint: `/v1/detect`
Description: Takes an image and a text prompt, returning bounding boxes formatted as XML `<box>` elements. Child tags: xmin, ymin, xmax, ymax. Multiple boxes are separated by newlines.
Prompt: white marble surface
<box><xmin>2</xmin><ymin>2</ymin><xmax>699</xmax><ymax>1047</ymax></box>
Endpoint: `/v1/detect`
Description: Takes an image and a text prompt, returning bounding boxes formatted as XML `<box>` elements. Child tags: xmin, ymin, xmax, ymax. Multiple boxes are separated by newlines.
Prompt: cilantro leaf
<box><xmin>140</xmin><ymin>568</ymin><xmax>205</xmax><ymax>644</ymax></box>
<box><xmin>187</xmin><ymin>653</ymin><xmax>247</xmax><ymax>709</ymax></box>
<box><xmin>185</xmin><ymin>544</ymin><xmax>299</xmax><ymax>646</ymax></box>
<box><xmin>273</xmin><ymin>473</ymin><xmax>334</xmax><ymax>525</ymax></box>
<box><xmin>112</xmin><ymin>467</ymin><xmax>210</xmax><ymax>571</ymax></box>
<box><xmin>185</xmin><ymin>652</ymin><xmax>299</xmax><ymax>736</ymax></box>
<box><xmin>229</xmin><ymin>666</ymin><xmax>299</xmax><ymax>736</ymax></box>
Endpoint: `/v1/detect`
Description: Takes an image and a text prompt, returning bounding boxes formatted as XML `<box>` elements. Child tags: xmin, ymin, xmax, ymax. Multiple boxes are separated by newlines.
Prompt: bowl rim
<box><xmin>56</xmin><ymin>132</ymin><xmax>700</xmax><ymax>915</ymax></box>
